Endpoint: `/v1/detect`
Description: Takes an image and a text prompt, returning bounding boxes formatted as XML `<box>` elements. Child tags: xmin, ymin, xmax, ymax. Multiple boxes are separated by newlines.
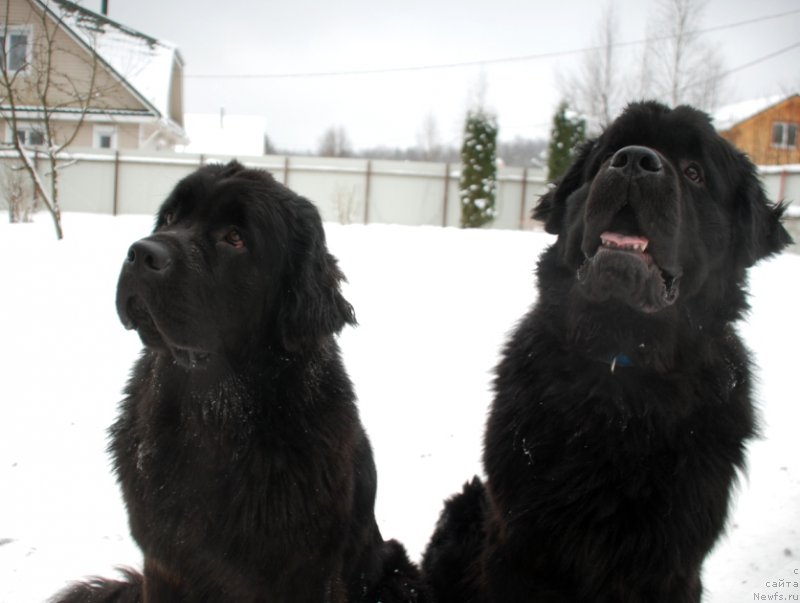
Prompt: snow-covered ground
<box><xmin>0</xmin><ymin>213</ymin><xmax>798</xmax><ymax>602</ymax></box>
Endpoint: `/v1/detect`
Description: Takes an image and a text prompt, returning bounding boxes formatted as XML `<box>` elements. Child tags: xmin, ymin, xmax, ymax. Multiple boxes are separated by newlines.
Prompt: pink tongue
<box><xmin>601</xmin><ymin>232</ymin><xmax>649</xmax><ymax>249</ymax></box>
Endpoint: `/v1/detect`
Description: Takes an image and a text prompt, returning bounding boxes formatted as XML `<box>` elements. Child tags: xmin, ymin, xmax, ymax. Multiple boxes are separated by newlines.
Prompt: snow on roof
<box><xmin>46</xmin><ymin>0</ymin><xmax>180</xmax><ymax>120</ymax></box>
<box><xmin>712</xmin><ymin>94</ymin><xmax>786</xmax><ymax>132</ymax></box>
<box><xmin>177</xmin><ymin>113</ymin><xmax>267</xmax><ymax>157</ymax></box>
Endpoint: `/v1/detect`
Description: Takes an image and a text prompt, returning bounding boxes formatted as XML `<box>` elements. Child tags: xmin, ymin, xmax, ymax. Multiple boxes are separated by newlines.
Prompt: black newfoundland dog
<box><xmin>53</xmin><ymin>161</ymin><xmax>427</xmax><ymax>603</ymax></box>
<box><xmin>422</xmin><ymin>102</ymin><xmax>792</xmax><ymax>602</ymax></box>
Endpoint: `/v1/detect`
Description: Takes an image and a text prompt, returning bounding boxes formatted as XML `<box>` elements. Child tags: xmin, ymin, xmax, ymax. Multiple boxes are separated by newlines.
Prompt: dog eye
<box><xmin>224</xmin><ymin>229</ymin><xmax>245</xmax><ymax>249</ymax></box>
<box><xmin>162</xmin><ymin>211</ymin><xmax>176</xmax><ymax>226</ymax></box>
<box><xmin>684</xmin><ymin>163</ymin><xmax>704</xmax><ymax>184</ymax></box>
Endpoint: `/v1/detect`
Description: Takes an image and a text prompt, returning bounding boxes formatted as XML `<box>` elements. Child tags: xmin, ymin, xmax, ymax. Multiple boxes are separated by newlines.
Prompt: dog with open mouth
<box><xmin>422</xmin><ymin>102</ymin><xmax>792</xmax><ymax>602</ymax></box>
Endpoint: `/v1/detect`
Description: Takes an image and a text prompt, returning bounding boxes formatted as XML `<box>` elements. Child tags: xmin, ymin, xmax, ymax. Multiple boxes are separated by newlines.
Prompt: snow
<box><xmin>51</xmin><ymin>0</ymin><xmax>179</xmax><ymax>120</ymax></box>
<box><xmin>713</xmin><ymin>95</ymin><xmax>785</xmax><ymax>132</ymax></box>
<box><xmin>760</xmin><ymin>164</ymin><xmax>800</xmax><ymax>175</ymax></box>
<box><xmin>177</xmin><ymin>113</ymin><xmax>268</xmax><ymax>157</ymax></box>
<box><xmin>1</xmin><ymin>214</ymin><xmax>799</xmax><ymax>602</ymax></box>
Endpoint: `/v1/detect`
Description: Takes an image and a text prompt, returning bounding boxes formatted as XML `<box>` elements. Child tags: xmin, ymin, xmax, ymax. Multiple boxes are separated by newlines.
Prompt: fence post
<box><xmin>779</xmin><ymin>169</ymin><xmax>788</xmax><ymax>202</ymax></box>
<box><xmin>283</xmin><ymin>156</ymin><xmax>290</xmax><ymax>186</ymax></box>
<box><xmin>112</xmin><ymin>151</ymin><xmax>121</xmax><ymax>215</ymax></box>
<box><xmin>33</xmin><ymin>150</ymin><xmax>40</xmax><ymax>206</ymax></box>
<box><xmin>363</xmin><ymin>159</ymin><xmax>372</xmax><ymax>224</ymax></box>
<box><xmin>519</xmin><ymin>167</ymin><xmax>528</xmax><ymax>230</ymax></box>
<box><xmin>442</xmin><ymin>162</ymin><xmax>451</xmax><ymax>227</ymax></box>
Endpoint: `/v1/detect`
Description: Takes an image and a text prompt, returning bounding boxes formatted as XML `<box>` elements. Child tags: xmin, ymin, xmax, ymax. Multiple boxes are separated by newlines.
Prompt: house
<box><xmin>716</xmin><ymin>94</ymin><xmax>800</xmax><ymax>166</ymax></box>
<box><xmin>0</xmin><ymin>0</ymin><xmax>186</xmax><ymax>151</ymax></box>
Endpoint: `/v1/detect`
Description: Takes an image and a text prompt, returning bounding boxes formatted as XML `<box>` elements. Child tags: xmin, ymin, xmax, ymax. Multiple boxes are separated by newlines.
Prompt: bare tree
<box><xmin>0</xmin><ymin>0</ymin><xmax>110</xmax><ymax>238</ymax></box>
<box><xmin>318</xmin><ymin>126</ymin><xmax>353</xmax><ymax>158</ymax></box>
<box><xmin>467</xmin><ymin>70</ymin><xmax>490</xmax><ymax>115</ymax></box>
<box><xmin>2</xmin><ymin>160</ymin><xmax>35</xmax><ymax>223</ymax></box>
<box><xmin>640</xmin><ymin>0</ymin><xmax>726</xmax><ymax>110</ymax></box>
<box><xmin>559</xmin><ymin>0</ymin><xmax>726</xmax><ymax>130</ymax></box>
<box><xmin>416</xmin><ymin>112</ymin><xmax>442</xmax><ymax>161</ymax></box>
<box><xmin>633</xmin><ymin>28</ymin><xmax>656</xmax><ymax>102</ymax></box>
<box><xmin>333</xmin><ymin>183</ymin><xmax>359</xmax><ymax>225</ymax></box>
<box><xmin>558</xmin><ymin>2</ymin><xmax>622</xmax><ymax>133</ymax></box>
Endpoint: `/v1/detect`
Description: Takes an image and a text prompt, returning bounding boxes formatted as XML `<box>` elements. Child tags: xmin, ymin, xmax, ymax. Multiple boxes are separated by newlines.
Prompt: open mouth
<box><xmin>599</xmin><ymin>231</ymin><xmax>651</xmax><ymax>256</ymax></box>
<box><xmin>580</xmin><ymin>231</ymin><xmax>680</xmax><ymax>312</ymax></box>
<box><xmin>600</xmin><ymin>232</ymin><xmax>648</xmax><ymax>252</ymax></box>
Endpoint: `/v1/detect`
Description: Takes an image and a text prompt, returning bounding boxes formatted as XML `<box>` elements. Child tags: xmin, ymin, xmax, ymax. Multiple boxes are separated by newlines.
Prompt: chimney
<box><xmin>101</xmin><ymin>0</ymin><xmax>108</xmax><ymax>15</ymax></box>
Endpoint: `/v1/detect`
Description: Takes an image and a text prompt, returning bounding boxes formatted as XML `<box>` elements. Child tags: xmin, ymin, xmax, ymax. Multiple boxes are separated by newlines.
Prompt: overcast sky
<box><xmin>81</xmin><ymin>0</ymin><xmax>799</xmax><ymax>153</ymax></box>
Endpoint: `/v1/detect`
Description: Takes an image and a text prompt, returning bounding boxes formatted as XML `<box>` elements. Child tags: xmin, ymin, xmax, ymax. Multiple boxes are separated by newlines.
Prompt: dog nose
<box><xmin>609</xmin><ymin>146</ymin><xmax>663</xmax><ymax>176</ymax></box>
<box><xmin>126</xmin><ymin>239</ymin><xmax>172</xmax><ymax>273</ymax></box>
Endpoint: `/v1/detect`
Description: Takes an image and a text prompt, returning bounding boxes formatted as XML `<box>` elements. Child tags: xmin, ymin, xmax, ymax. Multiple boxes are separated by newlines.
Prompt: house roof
<box><xmin>41</xmin><ymin>0</ymin><xmax>183</xmax><ymax>124</ymax></box>
<box><xmin>713</xmin><ymin>94</ymin><xmax>798</xmax><ymax>132</ymax></box>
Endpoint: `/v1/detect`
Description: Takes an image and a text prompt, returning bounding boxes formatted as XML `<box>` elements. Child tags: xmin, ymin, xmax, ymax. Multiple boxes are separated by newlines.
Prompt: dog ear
<box><xmin>279</xmin><ymin>203</ymin><xmax>357</xmax><ymax>351</ymax></box>
<box><xmin>733</xmin><ymin>161</ymin><xmax>793</xmax><ymax>268</ymax></box>
<box><xmin>533</xmin><ymin>139</ymin><xmax>595</xmax><ymax>234</ymax></box>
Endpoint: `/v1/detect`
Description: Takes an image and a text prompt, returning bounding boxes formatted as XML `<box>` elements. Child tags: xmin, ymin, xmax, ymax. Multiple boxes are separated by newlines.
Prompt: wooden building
<box><xmin>718</xmin><ymin>94</ymin><xmax>800</xmax><ymax>166</ymax></box>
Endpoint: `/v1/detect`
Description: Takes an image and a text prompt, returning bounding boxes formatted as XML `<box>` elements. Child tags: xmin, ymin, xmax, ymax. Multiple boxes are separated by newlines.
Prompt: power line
<box><xmin>185</xmin><ymin>8</ymin><xmax>800</xmax><ymax>80</ymax></box>
<box><xmin>503</xmin><ymin>36</ymin><xmax>800</xmax><ymax>134</ymax></box>
<box><xmin>716</xmin><ymin>40</ymin><xmax>800</xmax><ymax>79</ymax></box>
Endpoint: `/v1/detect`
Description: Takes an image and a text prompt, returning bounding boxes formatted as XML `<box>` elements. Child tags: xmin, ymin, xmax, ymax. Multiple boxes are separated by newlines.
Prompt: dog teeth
<box><xmin>601</xmin><ymin>240</ymin><xmax>646</xmax><ymax>252</ymax></box>
<box><xmin>600</xmin><ymin>233</ymin><xmax>649</xmax><ymax>253</ymax></box>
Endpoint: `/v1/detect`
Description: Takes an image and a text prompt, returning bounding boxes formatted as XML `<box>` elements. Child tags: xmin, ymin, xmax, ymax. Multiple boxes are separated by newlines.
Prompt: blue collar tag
<box><xmin>609</xmin><ymin>354</ymin><xmax>634</xmax><ymax>373</ymax></box>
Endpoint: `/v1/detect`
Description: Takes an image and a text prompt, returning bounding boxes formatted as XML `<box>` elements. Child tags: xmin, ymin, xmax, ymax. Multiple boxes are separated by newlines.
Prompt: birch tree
<box><xmin>559</xmin><ymin>0</ymin><xmax>725</xmax><ymax>130</ymax></box>
<box><xmin>558</xmin><ymin>2</ymin><xmax>622</xmax><ymax>134</ymax></box>
<box><xmin>640</xmin><ymin>0</ymin><xmax>725</xmax><ymax>110</ymax></box>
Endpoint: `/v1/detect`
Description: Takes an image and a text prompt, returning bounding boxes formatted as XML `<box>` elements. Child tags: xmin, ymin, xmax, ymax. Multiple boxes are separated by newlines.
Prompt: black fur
<box><xmin>52</xmin><ymin>161</ymin><xmax>427</xmax><ymax>603</ymax></box>
<box><xmin>422</xmin><ymin>102</ymin><xmax>792</xmax><ymax>602</ymax></box>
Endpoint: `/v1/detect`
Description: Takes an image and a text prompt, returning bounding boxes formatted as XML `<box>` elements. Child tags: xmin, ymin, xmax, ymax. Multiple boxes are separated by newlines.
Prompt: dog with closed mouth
<box><xmin>53</xmin><ymin>161</ymin><xmax>427</xmax><ymax>603</ymax></box>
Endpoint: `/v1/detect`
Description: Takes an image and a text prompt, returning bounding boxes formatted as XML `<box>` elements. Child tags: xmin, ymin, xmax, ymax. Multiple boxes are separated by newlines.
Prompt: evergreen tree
<box><xmin>547</xmin><ymin>101</ymin><xmax>586</xmax><ymax>182</ymax></box>
<box><xmin>459</xmin><ymin>109</ymin><xmax>498</xmax><ymax>228</ymax></box>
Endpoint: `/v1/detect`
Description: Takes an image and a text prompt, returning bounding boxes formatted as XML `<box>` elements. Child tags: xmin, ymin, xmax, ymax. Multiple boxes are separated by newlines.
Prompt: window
<box><xmin>21</xmin><ymin>129</ymin><xmax>45</xmax><ymax>146</ymax></box>
<box><xmin>8</xmin><ymin>124</ymin><xmax>46</xmax><ymax>148</ymax></box>
<box><xmin>93</xmin><ymin>126</ymin><xmax>118</xmax><ymax>150</ymax></box>
<box><xmin>772</xmin><ymin>122</ymin><xmax>798</xmax><ymax>149</ymax></box>
<box><xmin>0</xmin><ymin>26</ymin><xmax>31</xmax><ymax>73</ymax></box>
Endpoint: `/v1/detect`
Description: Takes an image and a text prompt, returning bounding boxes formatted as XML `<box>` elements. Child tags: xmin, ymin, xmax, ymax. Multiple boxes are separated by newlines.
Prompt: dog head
<box><xmin>535</xmin><ymin>101</ymin><xmax>791</xmax><ymax>318</ymax></box>
<box><xmin>116</xmin><ymin>161</ymin><xmax>355</xmax><ymax>369</ymax></box>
